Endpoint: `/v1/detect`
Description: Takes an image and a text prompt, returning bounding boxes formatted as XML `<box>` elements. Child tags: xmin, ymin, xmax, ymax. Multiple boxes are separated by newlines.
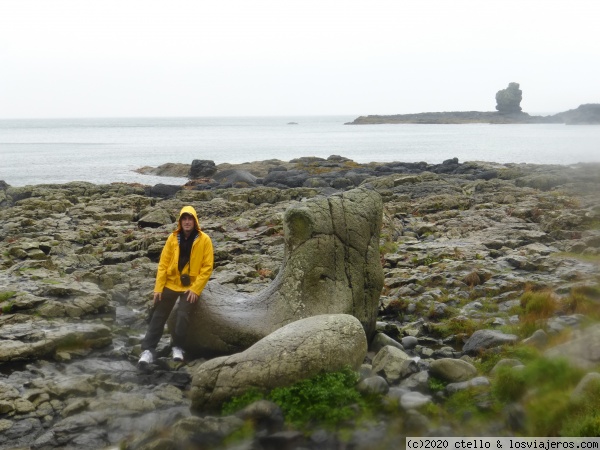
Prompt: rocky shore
<box><xmin>1</xmin><ymin>156</ymin><xmax>600</xmax><ymax>449</ymax></box>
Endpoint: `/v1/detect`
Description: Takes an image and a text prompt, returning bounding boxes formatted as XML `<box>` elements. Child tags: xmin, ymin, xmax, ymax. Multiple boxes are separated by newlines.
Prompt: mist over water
<box><xmin>1</xmin><ymin>116</ymin><xmax>599</xmax><ymax>187</ymax></box>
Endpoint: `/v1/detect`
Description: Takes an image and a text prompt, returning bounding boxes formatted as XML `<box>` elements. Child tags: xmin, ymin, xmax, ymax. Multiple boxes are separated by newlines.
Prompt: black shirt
<box><xmin>178</xmin><ymin>230</ymin><xmax>198</xmax><ymax>272</ymax></box>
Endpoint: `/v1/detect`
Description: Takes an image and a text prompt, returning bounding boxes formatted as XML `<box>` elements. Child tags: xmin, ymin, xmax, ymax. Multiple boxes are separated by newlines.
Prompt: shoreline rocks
<box><xmin>0</xmin><ymin>156</ymin><xmax>599</xmax><ymax>448</ymax></box>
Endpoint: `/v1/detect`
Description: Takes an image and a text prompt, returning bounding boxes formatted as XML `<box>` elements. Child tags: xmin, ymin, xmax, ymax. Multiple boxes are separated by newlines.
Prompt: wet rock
<box><xmin>522</xmin><ymin>329</ymin><xmax>549</xmax><ymax>349</ymax></box>
<box><xmin>0</xmin><ymin>319</ymin><xmax>111</xmax><ymax>363</ymax></box>
<box><xmin>445</xmin><ymin>376</ymin><xmax>490</xmax><ymax>394</ymax></box>
<box><xmin>189</xmin><ymin>314</ymin><xmax>367</xmax><ymax>411</ymax></box>
<box><xmin>372</xmin><ymin>346</ymin><xmax>417</xmax><ymax>384</ymax></box>
<box><xmin>138</xmin><ymin>208</ymin><xmax>173</xmax><ymax>228</ymax></box>
<box><xmin>357</xmin><ymin>376</ymin><xmax>390</xmax><ymax>395</ymax></box>
<box><xmin>400</xmin><ymin>391</ymin><xmax>432</xmax><ymax>410</ymax></box>
<box><xmin>429</xmin><ymin>358</ymin><xmax>478</xmax><ymax>382</ymax></box>
<box><xmin>370</xmin><ymin>332</ymin><xmax>404</xmax><ymax>354</ymax></box>
<box><xmin>462</xmin><ymin>329</ymin><xmax>518</xmax><ymax>355</ymax></box>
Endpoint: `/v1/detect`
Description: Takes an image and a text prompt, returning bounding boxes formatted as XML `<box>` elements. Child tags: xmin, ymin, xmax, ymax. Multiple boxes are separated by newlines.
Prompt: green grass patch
<box><xmin>490</xmin><ymin>352</ymin><xmax>596</xmax><ymax>436</ymax></box>
<box><xmin>431</xmin><ymin>316</ymin><xmax>482</xmax><ymax>340</ymax></box>
<box><xmin>476</xmin><ymin>344</ymin><xmax>539</xmax><ymax>375</ymax></box>
<box><xmin>221</xmin><ymin>367</ymin><xmax>378</xmax><ymax>429</ymax></box>
<box><xmin>221</xmin><ymin>389</ymin><xmax>265</xmax><ymax>416</ymax></box>
<box><xmin>561</xmin><ymin>284</ymin><xmax>600</xmax><ymax>320</ymax></box>
<box><xmin>427</xmin><ymin>376</ymin><xmax>447</xmax><ymax>393</ymax></box>
<box><xmin>0</xmin><ymin>291</ymin><xmax>16</xmax><ymax>303</ymax></box>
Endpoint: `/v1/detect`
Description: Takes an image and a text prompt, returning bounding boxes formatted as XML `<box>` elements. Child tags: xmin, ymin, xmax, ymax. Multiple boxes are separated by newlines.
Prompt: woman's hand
<box><xmin>153</xmin><ymin>292</ymin><xmax>162</xmax><ymax>303</ymax></box>
<box><xmin>186</xmin><ymin>291</ymin><xmax>199</xmax><ymax>303</ymax></box>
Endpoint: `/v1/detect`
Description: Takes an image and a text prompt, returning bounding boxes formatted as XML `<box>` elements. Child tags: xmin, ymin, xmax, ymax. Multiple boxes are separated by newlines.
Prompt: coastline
<box><xmin>346</xmin><ymin>103</ymin><xmax>600</xmax><ymax>125</ymax></box>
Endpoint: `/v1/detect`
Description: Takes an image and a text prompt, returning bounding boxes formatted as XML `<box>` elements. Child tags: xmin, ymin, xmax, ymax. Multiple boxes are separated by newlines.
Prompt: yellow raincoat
<box><xmin>153</xmin><ymin>206</ymin><xmax>214</xmax><ymax>296</ymax></box>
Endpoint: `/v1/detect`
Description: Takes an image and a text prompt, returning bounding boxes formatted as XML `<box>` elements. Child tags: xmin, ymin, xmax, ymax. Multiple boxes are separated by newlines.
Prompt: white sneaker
<box><xmin>172</xmin><ymin>347</ymin><xmax>184</xmax><ymax>362</ymax></box>
<box><xmin>138</xmin><ymin>350</ymin><xmax>153</xmax><ymax>368</ymax></box>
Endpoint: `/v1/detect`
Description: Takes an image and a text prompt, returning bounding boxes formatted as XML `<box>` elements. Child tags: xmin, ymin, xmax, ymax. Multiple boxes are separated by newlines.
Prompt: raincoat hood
<box><xmin>175</xmin><ymin>206</ymin><xmax>201</xmax><ymax>233</ymax></box>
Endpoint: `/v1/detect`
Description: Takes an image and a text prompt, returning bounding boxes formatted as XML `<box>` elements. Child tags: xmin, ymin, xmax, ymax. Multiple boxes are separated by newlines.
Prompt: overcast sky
<box><xmin>1</xmin><ymin>0</ymin><xmax>598</xmax><ymax>118</ymax></box>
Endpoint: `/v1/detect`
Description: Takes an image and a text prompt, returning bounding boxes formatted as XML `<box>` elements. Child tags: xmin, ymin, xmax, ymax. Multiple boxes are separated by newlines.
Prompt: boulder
<box><xmin>213</xmin><ymin>169</ymin><xmax>258</xmax><ymax>186</ymax></box>
<box><xmin>189</xmin><ymin>160</ymin><xmax>217</xmax><ymax>179</ymax></box>
<box><xmin>138</xmin><ymin>208</ymin><xmax>173</xmax><ymax>228</ymax></box>
<box><xmin>371</xmin><ymin>346</ymin><xmax>416</xmax><ymax>384</ymax></box>
<box><xmin>429</xmin><ymin>358</ymin><xmax>477</xmax><ymax>382</ymax></box>
<box><xmin>400</xmin><ymin>391</ymin><xmax>432</xmax><ymax>410</ymax></box>
<box><xmin>370</xmin><ymin>332</ymin><xmax>404</xmax><ymax>354</ymax></box>
<box><xmin>445</xmin><ymin>376</ymin><xmax>490</xmax><ymax>394</ymax></box>
<box><xmin>173</xmin><ymin>187</ymin><xmax>384</xmax><ymax>356</ymax></box>
<box><xmin>146</xmin><ymin>184</ymin><xmax>181</xmax><ymax>198</ymax></box>
<box><xmin>189</xmin><ymin>314</ymin><xmax>367</xmax><ymax>411</ymax></box>
<box><xmin>462</xmin><ymin>329</ymin><xmax>518</xmax><ymax>355</ymax></box>
<box><xmin>357</xmin><ymin>376</ymin><xmax>389</xmax><ymax>395</ymax></box>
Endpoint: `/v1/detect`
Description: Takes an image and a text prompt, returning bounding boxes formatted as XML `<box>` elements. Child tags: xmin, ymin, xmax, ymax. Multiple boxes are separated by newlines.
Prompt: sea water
<box><xmin>1</xmin><ymin>116</ymin><xmax>599</xmax><ymax>187</ymax></box>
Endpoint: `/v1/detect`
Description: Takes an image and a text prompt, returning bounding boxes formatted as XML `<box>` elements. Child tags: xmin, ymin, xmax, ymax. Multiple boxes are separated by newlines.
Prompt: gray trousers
<box><xmin>141</xmin><ymin>287</ymin><xmax>196</xmax><ymax>352</ymax></box>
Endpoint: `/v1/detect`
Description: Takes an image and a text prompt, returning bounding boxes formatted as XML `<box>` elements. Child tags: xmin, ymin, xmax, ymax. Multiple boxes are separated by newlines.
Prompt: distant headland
<box><xmin>346</xmin><ymin>82</ymin><xmax>600</xmax><ymax>125</ymax></box>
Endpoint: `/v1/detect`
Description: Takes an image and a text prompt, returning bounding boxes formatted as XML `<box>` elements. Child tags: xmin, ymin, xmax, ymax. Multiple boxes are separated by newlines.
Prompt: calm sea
<box><xmin>1</xmin><ymin>116</ymin><xmax>599</xmax><ymax>187</ymax></box>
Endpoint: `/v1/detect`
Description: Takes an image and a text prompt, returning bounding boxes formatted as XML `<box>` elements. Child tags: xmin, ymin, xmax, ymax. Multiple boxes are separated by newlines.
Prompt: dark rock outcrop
<box><xmin>495</xmin><ymin>82</ymin><xmax>523</xmax><ymax>113</ymax></box>
<box><xmin>189</xmin><ymin>160</ymin><xmax>217</xmax><ymax>179</ymax></box>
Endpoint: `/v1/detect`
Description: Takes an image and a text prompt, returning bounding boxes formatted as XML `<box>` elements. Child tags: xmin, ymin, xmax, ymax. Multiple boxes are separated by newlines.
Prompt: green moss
<box><xmin>476</xmin><ymin>345</ymin><xmax>539</xmax><ymax>375</ymax></box>
<box><xmin>561</xmin><ymin>414</ymin><xmax>600</xmax><ymax>437</ymax></box>
<box><xmin>221</xmin><ymin>367</ymin><xmax>372</xmax><ymax>429</ymax></box>
<box><xmin>221</xmin><ymin>420</ymin><xmax>256</xmax><ymax>446</ymax></box>
<box><xmin>379</xmin><ymin>240</ymin><xmax>398</xmax><ymax>255</ymax></box>
<box><xmin>431</xmin><ymin>316</ymin><xmax>481</xmax><ymax>340</ymax></box>
<box><xmin>492</xmin><ymin>365</ymin><xmax>527</xmax><ymax>402</ymax></box>
<box><xmin>221</xmin><ymin>389</ymin><xmax>264</xmax><ymax>416</ymax></box>
<box><xmin>0</xmin><ymin>291</ymin><xmax>16</xmax><ymax>303</ymax></box>
<box><xmin>268</xmin><ymin>368</ymin><xmax>363</xmax><ymax>428</ymax></box>
<box><xmin>558</xmin><ymin>377</ymin><xmax>600</xmax><ymax>436</ymax></box>
<box><xmin>490</xmin><ymin>353</ymin><xmax>589</xmax><ymax>435</ymax></box>
<box><xmin>428</xmin><ymin>376</ymin><xmax>447</xmax><ymax>393</ymax></box>
<box><xmin>562</xmin><ymin>285</ymin><xmax>600</xmax><ymax>320</ymax></box>
<box><xmin>525</xmin><ymin>391</ymin><xmax>572</xmax><ymax>436</ymax></box>
<box><xmin>520</xmin><ymin>290</ymin><xmax>558</xmax><ymax>316</ymax></box>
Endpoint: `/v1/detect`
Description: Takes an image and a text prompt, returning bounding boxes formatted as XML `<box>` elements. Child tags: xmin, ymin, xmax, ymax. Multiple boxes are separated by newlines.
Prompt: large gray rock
<box><xmin>175</xmin><ymin>187</ymin><xmax>384</xmax><ymax>356</ymax></box>
<box><xmin>0</xmin><ymin>319</ymin><xmax>112</xmax><ymax>363</ymax></box>
<box><xmin>213</xmin><ymin>169</ymin><xmax>258</xmax><ymax>186</ymax></box>
<box><xmin>429</xmin><ymin>358</ymin><xmax>478</xmax><ymax>383</ymax></box>
<box><xmin>138</xmin><ymin>208</ymin><xmax>173</xmax><ymax>228</ymax></box>
<box><xmin>371</xmin><ymin>346</ymin><xmax>416</xmax><ymax>384</ymax></box>
<box><xmin>189</xmin><ymin>314</ymin><xmax>367</xmax><ymax>411</ymax></box>
<box><xmin>462</xmin><ymin>329</ymin><xmax>518</xmax><ymax>355</ymax></box>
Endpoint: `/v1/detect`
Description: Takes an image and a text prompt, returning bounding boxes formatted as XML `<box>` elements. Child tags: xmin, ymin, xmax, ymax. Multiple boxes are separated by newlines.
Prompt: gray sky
<box><xmin>1</xmin><ymin>0</ymin><xmax>598</xmax><ymax>118</ymax></box>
